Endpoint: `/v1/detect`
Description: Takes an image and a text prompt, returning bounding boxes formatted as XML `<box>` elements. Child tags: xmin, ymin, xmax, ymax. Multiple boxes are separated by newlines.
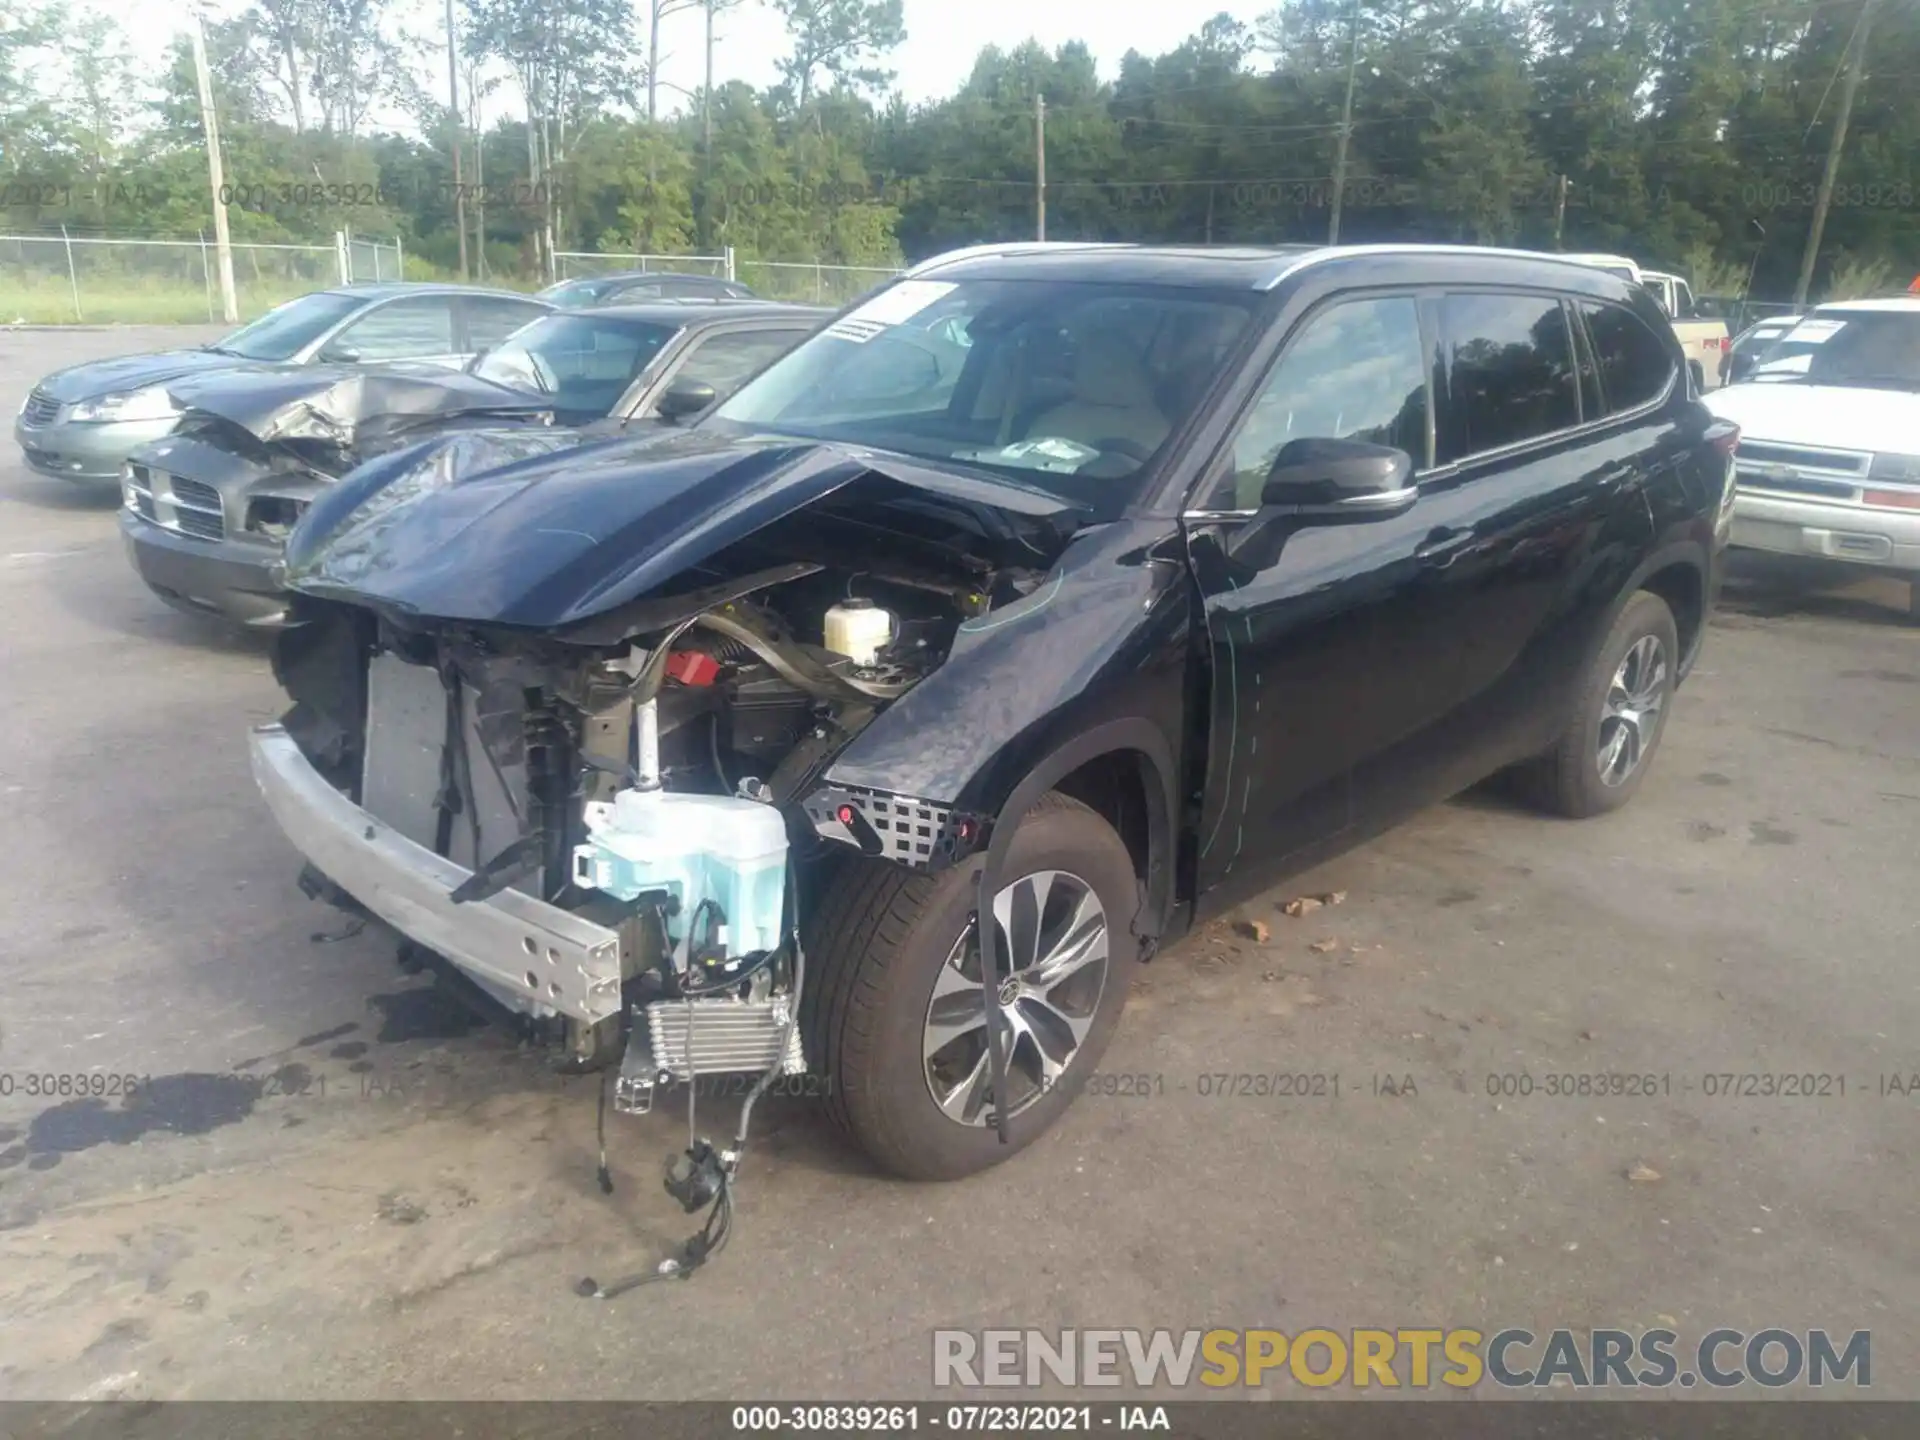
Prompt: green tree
<box><xmin>771</xmin><ymin>0</ymin><xmax>904</xmax><ymax>107</ymax></box>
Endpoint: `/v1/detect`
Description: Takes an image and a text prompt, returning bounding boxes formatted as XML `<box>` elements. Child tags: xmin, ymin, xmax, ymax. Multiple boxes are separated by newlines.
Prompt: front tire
<box><xmin>1522</xmin><ymin>590</ymin><xmax>1679</xmax><ymax>818</ymax></box>
<box><xmin>802</xmin><ymin>793</ymin><xmax>1137</xmax><ymax>1180</ymax></box>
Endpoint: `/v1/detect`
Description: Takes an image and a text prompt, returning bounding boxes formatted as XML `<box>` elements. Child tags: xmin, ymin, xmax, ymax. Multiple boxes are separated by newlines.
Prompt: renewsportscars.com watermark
<box><xmin>933</xmin><ymin>1328</ymin><xmax>1871</xmax><ymax>1391</ymax></box>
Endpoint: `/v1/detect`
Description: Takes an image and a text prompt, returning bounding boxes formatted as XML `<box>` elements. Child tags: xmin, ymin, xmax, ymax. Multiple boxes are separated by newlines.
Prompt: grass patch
<box><xmin>2</xmin><ymin>274</ymin><xmax>321</xmax><ymax>325</ymax></box>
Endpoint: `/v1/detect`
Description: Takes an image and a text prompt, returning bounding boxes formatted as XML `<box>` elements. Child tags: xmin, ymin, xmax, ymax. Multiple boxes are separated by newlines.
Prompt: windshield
<box><xmin>706</xmin><ymin>277</ymin><xmax>1258</xmax><ymax>512</ymax></box>
<box><xmin>536</xmin><ymin>278</ymin><xmax>614</xmax><ymax>308</ymax></box>
<box><xmin>1751</xmin><ymin>310</ymin><xmax>1920</xmax><ymax>391</ymax></box>
<box><xmin>211</xmin><ymin>291</ymin><xmax>366</xmax><ymax>361</ymax></box>
<box><xmin>471</xmin><ymin>312</ymin><xmax>680</xmax><ymax>417</ymax></box>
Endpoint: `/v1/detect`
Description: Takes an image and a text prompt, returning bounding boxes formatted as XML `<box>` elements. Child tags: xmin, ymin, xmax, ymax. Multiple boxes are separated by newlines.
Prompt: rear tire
<box><xmin>1519</xmin><ymin>591</ymin><xmax>1679</xmax><ymax>819</ymax></box>
<box><xmin>801</xmin><ymin>793</ymin><xmax>1137</xmax><ymax>1180</ymax></box>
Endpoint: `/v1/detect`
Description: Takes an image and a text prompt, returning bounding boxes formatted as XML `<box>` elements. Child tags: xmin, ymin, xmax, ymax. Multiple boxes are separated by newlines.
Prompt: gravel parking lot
<box><xmin>2</xmin><ymin>326</ymin><xmax>1917</xmax><ymax>1403</ymax></box>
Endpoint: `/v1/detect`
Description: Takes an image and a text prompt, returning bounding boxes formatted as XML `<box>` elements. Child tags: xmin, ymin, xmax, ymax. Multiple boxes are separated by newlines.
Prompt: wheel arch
<box><xmin>982</xmin><ymin>718</ymin><xmax>1179</xmax><ymax>961</ymax></box>
<box><xmin>1627</xmin><ymin>543</ymin><xmax>1709</xmax><ymax>678</ymax></box>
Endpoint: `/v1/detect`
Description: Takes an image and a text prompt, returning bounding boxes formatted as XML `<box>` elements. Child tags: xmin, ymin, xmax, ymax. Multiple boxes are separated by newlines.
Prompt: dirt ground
<box><xmin>2</xmin><ymin>325</ymin><xmax>1917</xmax><ymax>1402</ymax></box>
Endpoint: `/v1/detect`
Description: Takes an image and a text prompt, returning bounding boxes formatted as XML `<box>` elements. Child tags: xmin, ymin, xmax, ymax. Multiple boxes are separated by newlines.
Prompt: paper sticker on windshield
<box><xmin>1785</xmin><ymin>319</ymin><xmax>1846</xmax><ymax>344</ymax></box>
<box><xmin>825</xmin><ymin>317</ymin><xmax>887</xmax><ymax>343</ymax></box>
<box><xmin>826</xmin><ymin>280</ymin><xmax>958</xmax><ymax>343</ymax></box>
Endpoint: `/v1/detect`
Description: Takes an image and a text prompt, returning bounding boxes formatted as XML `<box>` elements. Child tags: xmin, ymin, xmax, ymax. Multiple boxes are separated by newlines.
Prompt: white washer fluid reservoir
<box><xmin>572</xmin><ymin>788</ymin><xmax>789</xmax><ymax>960</ymax></box>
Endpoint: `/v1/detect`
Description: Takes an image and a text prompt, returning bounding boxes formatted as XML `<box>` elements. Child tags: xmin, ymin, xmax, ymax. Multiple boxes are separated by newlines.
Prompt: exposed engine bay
<box><xmin>283</xmin><ymin>562</ymin><xmax>984</xmax><ymax>1045</ymax></box>
<box><xmin>266</xmin><ymin>505</ymin><xmax>1057</xmax><ymax>1287</ymax></box>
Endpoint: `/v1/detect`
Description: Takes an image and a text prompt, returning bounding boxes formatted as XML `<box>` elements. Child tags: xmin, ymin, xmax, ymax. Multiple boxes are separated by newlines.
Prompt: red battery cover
<box><xmin>666</xmin><ymin>650</ymin><xmax>720</xmax><ymax>686</ymax></box>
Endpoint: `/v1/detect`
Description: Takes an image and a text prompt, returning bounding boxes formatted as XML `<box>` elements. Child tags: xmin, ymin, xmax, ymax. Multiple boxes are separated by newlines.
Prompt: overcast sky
<box><xmin>120</xmin><ymin>0</ymin><xmax>1272</xmax><ymax>124</ymax></box>
<box><xmin>673</xmin><ymin>0</ymin><xmax>1273</xmax><ymax>108</ymax></box>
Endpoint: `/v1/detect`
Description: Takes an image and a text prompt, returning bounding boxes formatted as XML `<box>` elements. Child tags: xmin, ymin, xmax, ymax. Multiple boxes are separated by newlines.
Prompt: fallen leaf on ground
<box><xmin>1309</xmin><ymin>938</ymin><xmax>1339</xmax><ymax>953</ymax></box>
<box><xmin>1236</xmin><ymin>918</ymin><xmax>1271</xmax><ymax>942</ymax></box>
<box><xmin>1626</xmin><ymin>1163</ymin><xmax>1662</xmax><ymax>1184</ymax></box>
<box><xmin>1282</xmin><ymin>897</ymin><xmax>1323</xmax><ymax>917</ymax></box>
<box><xmin>1323</xmin><ymin>891</ymin><xmax>1347</xmax><ymax>906</ymax></box>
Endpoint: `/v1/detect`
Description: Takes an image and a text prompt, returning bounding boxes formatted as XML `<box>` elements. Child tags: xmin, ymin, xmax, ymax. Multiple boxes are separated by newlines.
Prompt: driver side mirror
<box><xmin>320</xmin><ymin>344</ymin><xmax>362</xmax><ymax>365</ymax></box>
<box><xmin>1260</xmin><ymin>437</ymin><xmax>1416</xmax><ymax>519</ymax></box>
<box><xmin>655</xmin><ymin>377</ymin><xmax>718</xmax><ymax>423</ymax></box>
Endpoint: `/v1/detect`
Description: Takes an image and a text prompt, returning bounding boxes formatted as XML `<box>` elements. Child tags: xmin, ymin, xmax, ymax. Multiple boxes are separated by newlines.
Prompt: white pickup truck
<box><xmin>1563</xmin><ymin>253</ymin><xmax>1731</xmax><ymax>391</ymax></box>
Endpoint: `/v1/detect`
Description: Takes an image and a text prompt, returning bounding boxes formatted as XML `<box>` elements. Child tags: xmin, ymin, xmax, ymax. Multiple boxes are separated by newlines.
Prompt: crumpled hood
<box><xmin>281</xmin><ymin>426</ymin><xmax>1082</xmax><ymax>630</ymax></box>
<box><xmin>163</xmin><ymin>366</ymin><xmax>554</xmax><ymax>454</ymax></box>
<box><xmin>35</xmin><ymin>348</ymin><xmax>247</xmax><ymax>402</ymax></box>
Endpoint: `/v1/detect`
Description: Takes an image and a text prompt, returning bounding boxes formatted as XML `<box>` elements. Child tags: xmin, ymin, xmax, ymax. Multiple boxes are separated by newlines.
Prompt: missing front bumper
<box><xmin>248</xmin><ymin>723</ymin><xmax>626</xmax><ymax>1023</ymax></box>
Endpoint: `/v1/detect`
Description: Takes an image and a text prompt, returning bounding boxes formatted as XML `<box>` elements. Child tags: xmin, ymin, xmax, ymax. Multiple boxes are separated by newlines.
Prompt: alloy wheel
<box><xmin>922</xmin><ymin>869</ymin><xmax>1110</xmax><ymax>1127</ymax></box>
<box><xmin>1597</xmin><ymin>633</ymin><xmax>1668</xmax><ymax>787</ymax></box>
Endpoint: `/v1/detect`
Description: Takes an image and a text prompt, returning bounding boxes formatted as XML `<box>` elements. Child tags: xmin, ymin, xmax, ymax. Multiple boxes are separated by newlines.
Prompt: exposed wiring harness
<box><xmin>575</xmin><ymin>856</ymin><xmax>806</xmax><ymax>1299</ymax></box>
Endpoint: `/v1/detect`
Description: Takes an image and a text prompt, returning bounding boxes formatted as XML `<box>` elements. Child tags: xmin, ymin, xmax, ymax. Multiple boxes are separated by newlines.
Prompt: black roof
<box><xmin>580</xmin><ymin>300</ymin><xmax>827</xmax><ymax>325</ymax></box>
<box><xmin>908</xmin><ymin>241</ymin><xmax>1644</xmax><ymax>298</ymax></box>
<box><xmin>328</xmin><ymin>281</ymin><xmax>551</xmax><ymax>301</ymax></box>
<box><xmin>556</xmin><ymin>270</ymin><xmax>743</xmax><ymax>286</ymax></box>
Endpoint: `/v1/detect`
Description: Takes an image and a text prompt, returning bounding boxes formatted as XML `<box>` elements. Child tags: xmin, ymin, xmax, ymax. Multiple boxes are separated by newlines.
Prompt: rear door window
<box><xmin>1579</xmin><ymin>300</ymin><xmax>1675</xmax><ymax>413</ymax></box>
<box><xmin>1438</xmin><ymin>291</ymin><xmax>1580</xmax><ymax>460</ymax></box>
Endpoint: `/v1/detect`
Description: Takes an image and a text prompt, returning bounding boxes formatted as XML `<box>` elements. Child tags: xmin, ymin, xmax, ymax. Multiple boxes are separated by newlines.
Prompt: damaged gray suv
<box><xmin>251</xmin><ymin>242</ymin><xmax>1733</xmax><ymax>1195</ymax></box>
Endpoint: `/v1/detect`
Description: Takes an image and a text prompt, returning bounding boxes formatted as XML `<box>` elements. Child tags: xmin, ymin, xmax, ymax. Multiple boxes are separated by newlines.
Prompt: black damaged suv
<box><xmin>251</xmin><ymin>242</ymin><xmax>1736</xmax><ymax>1182</ymax></box>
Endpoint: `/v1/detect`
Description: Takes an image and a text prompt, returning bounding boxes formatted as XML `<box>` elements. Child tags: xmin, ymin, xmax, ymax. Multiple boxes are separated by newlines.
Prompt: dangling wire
<box><xmin>573</xmin><ymin>852</ymin><xmax>805</xmax><ymax>1299</ymax></box>
<box><xmin>595</xmin><ymin>1067</ymin><xmax>614</xmax><ymax>1195</ymax></box>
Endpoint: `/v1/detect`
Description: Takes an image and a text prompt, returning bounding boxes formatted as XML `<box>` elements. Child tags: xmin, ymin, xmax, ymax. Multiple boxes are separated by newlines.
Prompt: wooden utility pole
<box><xmin>704</xmin><ymin>0</ymin><xmax>716</xmax><ymax>159</ymax></box>
<box><xmin>700</xmin><ymin>0</ymin><xmax>715</xmax><ymax>249</ymax></box>
<box><xmin>467</xmin><ymin>63</ymin><xmax>487</xmax><ymax>276</ymax></box>
<box><xmin>1328</xmin><ymin>0</ymin><xmax>1360</xmax><ymax>244</ymax></box>
<box><xmin>1552</xmin><ymin>174</ymin><xmax>1569</xmax><ymax>249</ymax></box>
<box><xmin>446</xmin><ymin>0</ymin><xmax>468</xmax><ymax>280</ymax></box>
<box><xmin>190</xmin><ymin>16</ymin><xmax>238</xmax><ymax>323</ymax></box>
<box><xmin>1035</xmin><ymin>94</ymin><xmax>1046</xmax><ymax>241</ymax></box>
<box><xmin>1795</xmin><ymin>0</ymin><xmax>1878</xmax><ymax>306</ymax></box>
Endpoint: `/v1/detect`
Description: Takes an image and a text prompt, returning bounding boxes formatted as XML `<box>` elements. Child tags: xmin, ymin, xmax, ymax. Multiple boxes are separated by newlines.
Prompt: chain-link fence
<box><xmin>345</xmin><ymin>231</ymin><xmax>405</xmax><ymax>284</ymax></box>
<box><xmin>1</xmin><ymin>232</ymin><xmax>404</xmax><ymax>324</ymax></box>
<box><xmin>3</xmin><ymin>234</ymin><xmax>894</xmax><ymax>323</ymax></box>
<box><xmin>737</xmin><ymin>260</ymin><xmax>902</xmax><ymax>306</ymax></box>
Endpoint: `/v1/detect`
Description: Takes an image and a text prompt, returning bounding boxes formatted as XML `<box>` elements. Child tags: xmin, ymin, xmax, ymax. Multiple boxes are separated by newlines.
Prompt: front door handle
<box><xmin>1415</xmin><ymin>526</ymin><xmax>1474</xmax><ymax>568</ymax></box>
<box><xmin>1594</xmin><ymin>463</ymin><xmax>1638</xmax><ymax>492</ymax></box>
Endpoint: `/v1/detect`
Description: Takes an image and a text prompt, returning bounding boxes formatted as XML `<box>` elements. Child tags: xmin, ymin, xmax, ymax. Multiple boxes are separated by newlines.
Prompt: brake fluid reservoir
<box><xmin>572</xmin><ymin>789</ymin><xmax>789</xmax><ymax>959</ymax></box>
<box><xmin>823</xmin><ymin>599</ymin><xmax>894</xmax><ymax>667</ymax></box>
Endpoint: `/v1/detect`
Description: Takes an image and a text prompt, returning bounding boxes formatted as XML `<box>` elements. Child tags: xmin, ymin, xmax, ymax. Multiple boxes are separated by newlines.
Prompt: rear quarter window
<box><xmin>1580</xmin><ymin>300</ymin><xmax>1675</xmax><ymax>413</ymax></box>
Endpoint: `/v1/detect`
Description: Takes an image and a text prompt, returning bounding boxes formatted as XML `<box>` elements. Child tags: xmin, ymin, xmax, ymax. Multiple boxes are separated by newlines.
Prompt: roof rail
<box><xmin>904</xmin><ymin>242</ymin><xmax>1128</xmax><ymax>277</ymax></box>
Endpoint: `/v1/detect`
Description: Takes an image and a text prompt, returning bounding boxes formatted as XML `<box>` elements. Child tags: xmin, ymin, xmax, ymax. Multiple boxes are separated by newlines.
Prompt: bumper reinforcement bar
<box><xmin>248</xmin><ymin>724</ymin><xmax>625</xmax><ymax>1024</ymax></box>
